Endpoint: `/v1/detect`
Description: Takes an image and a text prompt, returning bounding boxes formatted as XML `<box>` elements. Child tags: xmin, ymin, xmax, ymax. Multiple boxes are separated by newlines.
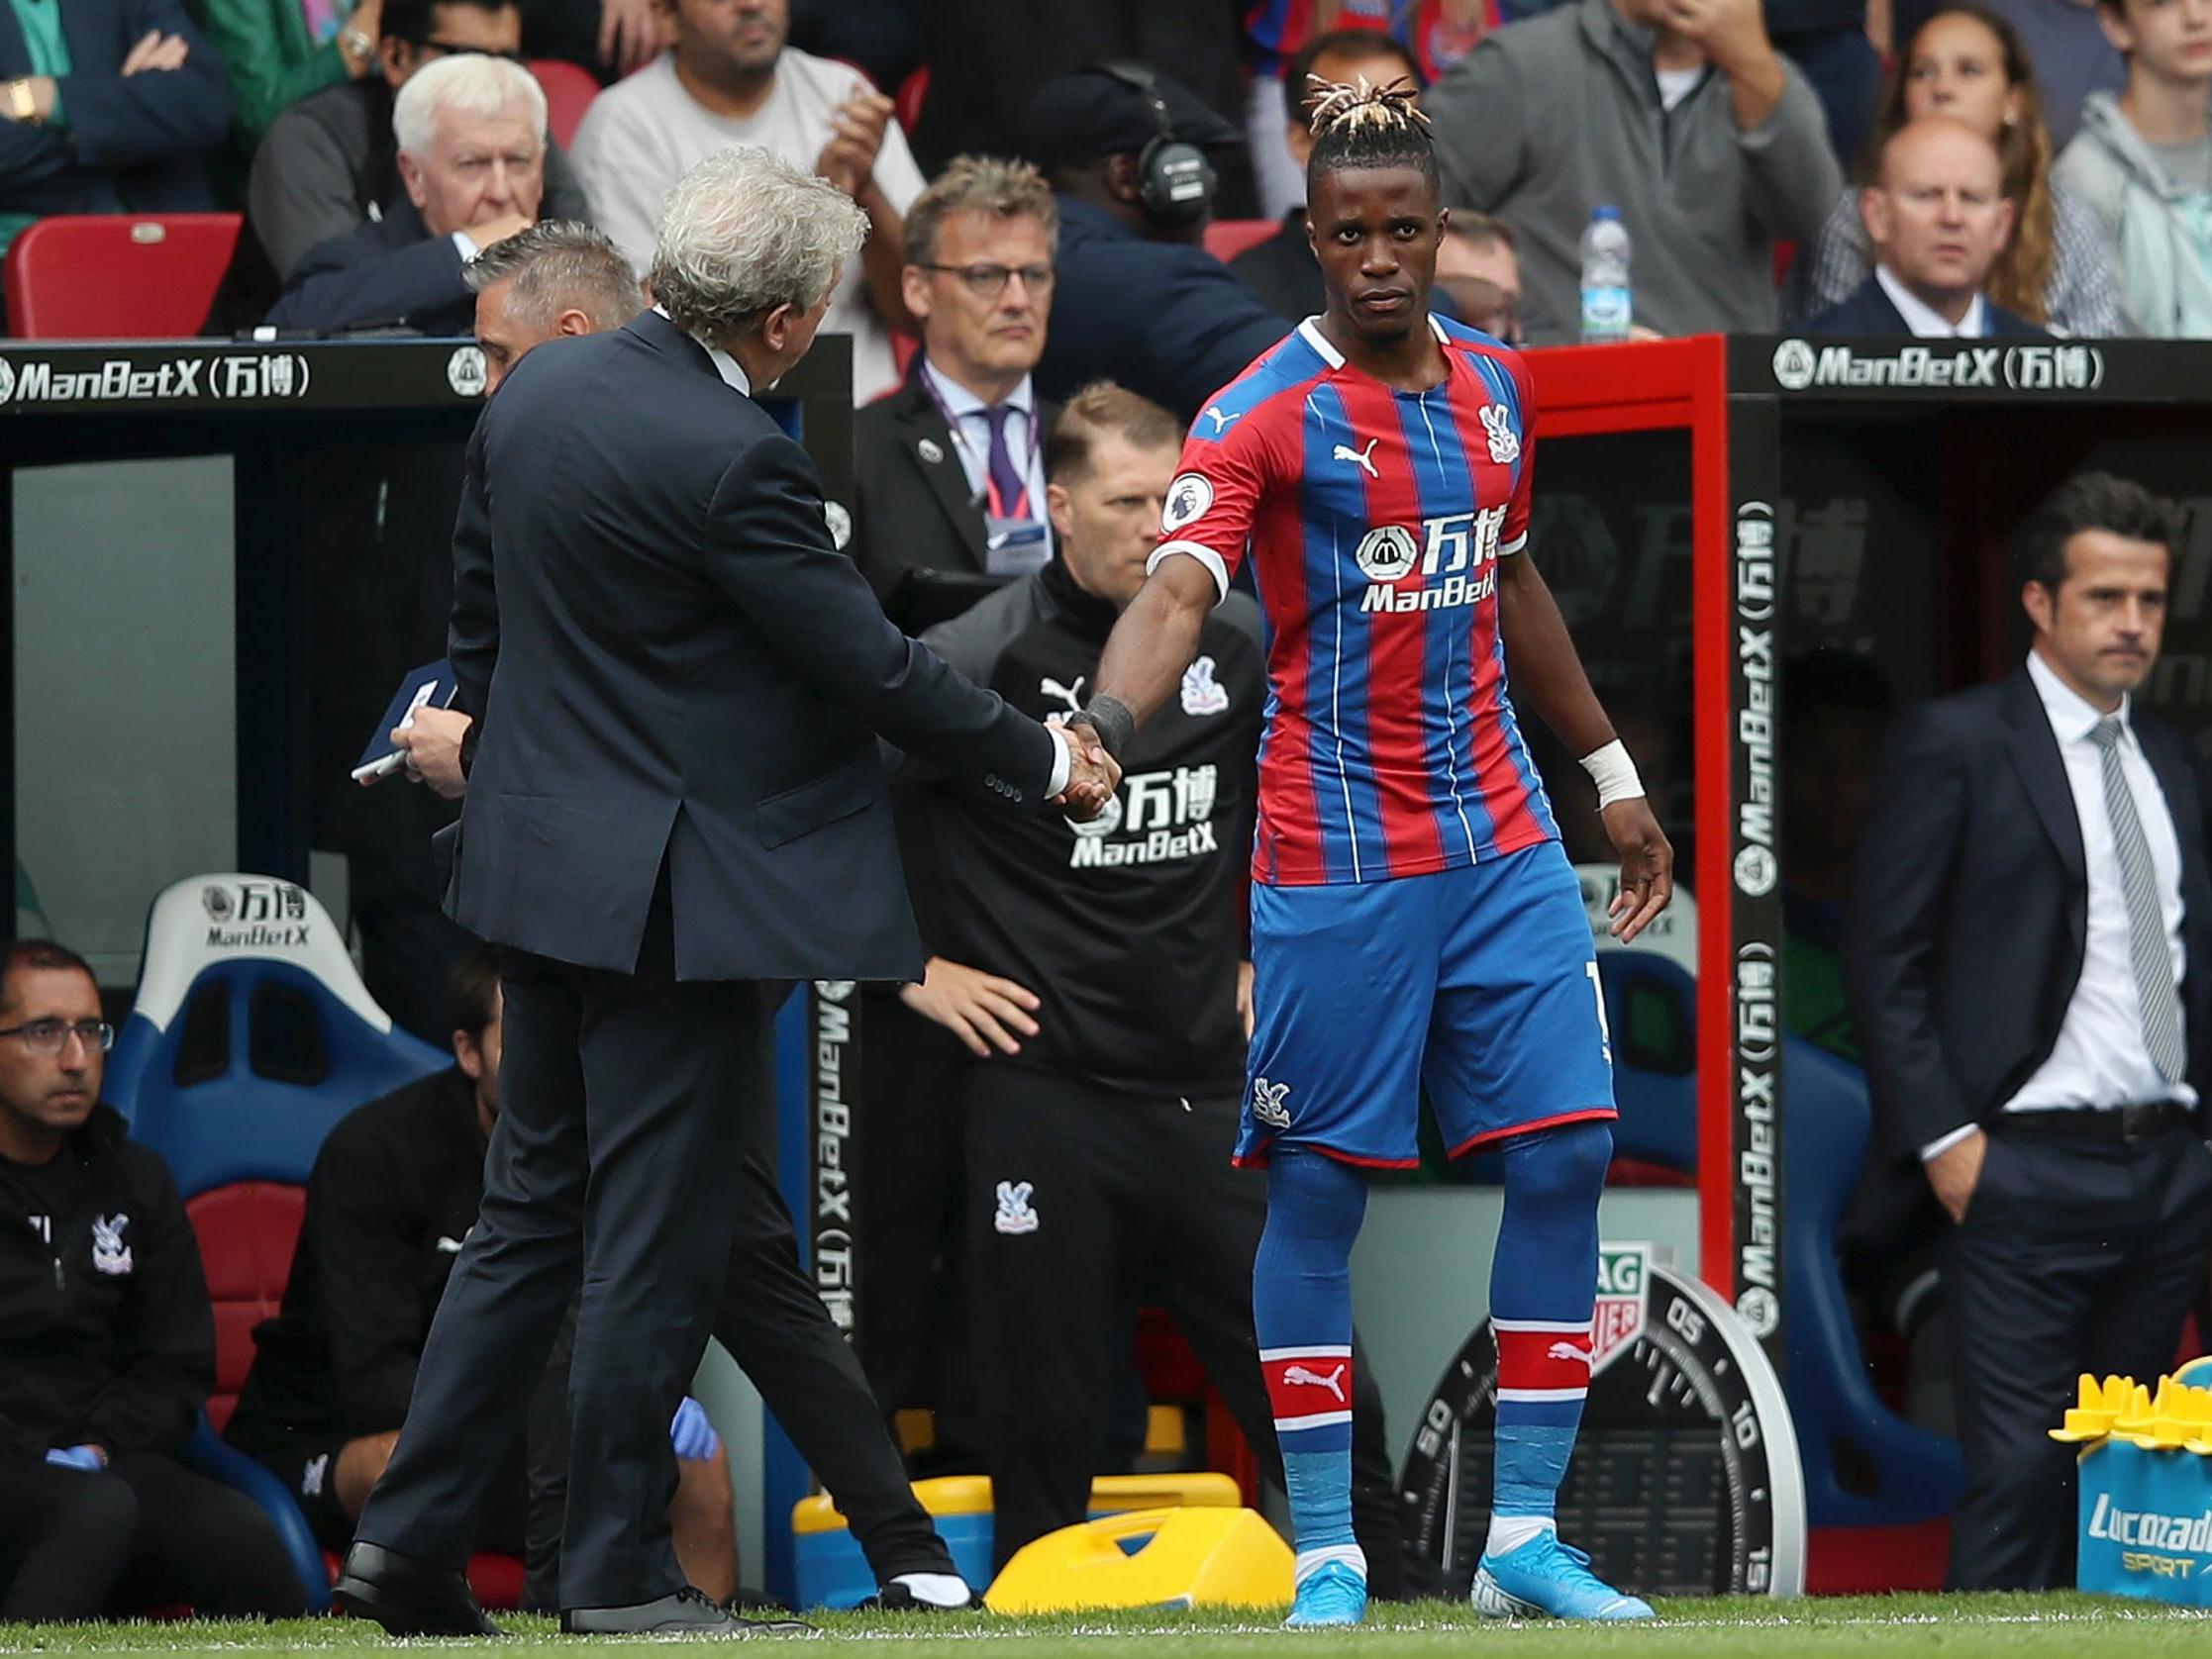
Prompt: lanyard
<box><xmin>919</xmin><ymin>365</ymin><xmax>1041</xmax><ymax>521</ymax></box>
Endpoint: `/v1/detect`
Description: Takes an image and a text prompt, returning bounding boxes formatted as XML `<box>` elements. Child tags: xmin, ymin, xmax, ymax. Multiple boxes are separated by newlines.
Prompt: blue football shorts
<box><xmin>1236</xmin><ymin>838</ymin><xmax>1618</xmax><ymax>1168</ymax></box>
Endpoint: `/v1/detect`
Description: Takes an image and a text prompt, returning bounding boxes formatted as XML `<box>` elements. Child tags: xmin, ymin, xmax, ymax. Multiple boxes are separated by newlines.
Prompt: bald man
<box><xmin>1805</xmin><ymin>118</ymin><xmax>2050</xmax><ymax>340</ymax></box>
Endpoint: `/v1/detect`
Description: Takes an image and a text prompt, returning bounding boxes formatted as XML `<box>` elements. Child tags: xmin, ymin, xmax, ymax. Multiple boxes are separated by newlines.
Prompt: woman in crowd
<box><xmin>1786</xmin><ymin>4</ymin><xmax>2127</xmax><ymax>336</ymax></box>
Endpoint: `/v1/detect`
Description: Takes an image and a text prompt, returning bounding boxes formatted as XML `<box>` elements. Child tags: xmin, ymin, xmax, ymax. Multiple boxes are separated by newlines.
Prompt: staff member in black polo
<box><xmin>1847</xmin><ymin>471</ymin><xmax>2212</xmax><ymax>1592</ymax></box>
<box><xmin>899</xmin><ymin>383</ymin><xmax>1401</xmax><ymax>1583</ymax></box>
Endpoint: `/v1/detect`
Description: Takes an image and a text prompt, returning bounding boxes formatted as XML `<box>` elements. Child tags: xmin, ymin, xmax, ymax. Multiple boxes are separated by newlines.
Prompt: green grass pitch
<box><xmin>3</xmin><ymin>1596</ymin><xmax>2211</xmax><ymax>1657</ymax></box>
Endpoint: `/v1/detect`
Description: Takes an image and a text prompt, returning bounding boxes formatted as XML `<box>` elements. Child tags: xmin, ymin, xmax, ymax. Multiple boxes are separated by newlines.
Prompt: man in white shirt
<box><xmin>569</xmin><ymin>0</ymin><xmax>923</xmax><ymax>399</ymax></box>
<box><xmin>1847</xmin><ymin>471</ymin><xmax>2212</xmax><ymax>1592</ymax></box>
<box><xmin>1805</xmin><ymin>118</ymin><xmax>2050</xmax><ymax>339</ymax></box>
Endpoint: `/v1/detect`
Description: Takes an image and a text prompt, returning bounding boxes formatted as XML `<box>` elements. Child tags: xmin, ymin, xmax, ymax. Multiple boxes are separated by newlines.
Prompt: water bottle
<box><xmin>1579</xmin><ymin>206</ymin><xmax>1633</xmax><ymax>344</ymax></box>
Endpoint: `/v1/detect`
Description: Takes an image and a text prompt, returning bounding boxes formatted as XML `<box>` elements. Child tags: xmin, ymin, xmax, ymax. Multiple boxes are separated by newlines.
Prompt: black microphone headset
<box><xmin>1094</xmin><ymin>60</ymin><xmax>1217</xmax><ymax>230</ymax></box>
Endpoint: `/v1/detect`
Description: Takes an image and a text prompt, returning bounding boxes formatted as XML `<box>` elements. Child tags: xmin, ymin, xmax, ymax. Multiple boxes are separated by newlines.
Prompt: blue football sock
<box><xmin>1488</xmin><ymin>1121</ymin><xmax>1612</xmax><ymax>1529</ymax></box>
<box><xmin>1254</xmin><ymin>1146</ymin><xmax>1367</xmax><ymax>1566</ymax></box>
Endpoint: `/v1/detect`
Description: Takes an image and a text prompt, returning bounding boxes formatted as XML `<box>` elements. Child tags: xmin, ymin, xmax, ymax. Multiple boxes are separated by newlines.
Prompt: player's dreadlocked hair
<box><xmin>1304</xmin><ymin>74</ymin><xmax>1438</xmax><ymax>198</ymax></box>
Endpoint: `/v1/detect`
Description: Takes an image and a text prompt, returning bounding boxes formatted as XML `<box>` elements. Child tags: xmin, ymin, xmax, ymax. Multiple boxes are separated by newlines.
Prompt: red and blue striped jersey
<box><xmin>1150</xmin><ymin>314</ymin><xmax>1558</xmax><ymax>888</ymax></box>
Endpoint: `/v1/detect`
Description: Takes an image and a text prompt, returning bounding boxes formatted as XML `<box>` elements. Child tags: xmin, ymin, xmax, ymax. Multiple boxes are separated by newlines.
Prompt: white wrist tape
<box><xmin>1579</xmin><ymin>738</ymin><xmax>1645</xmax><ymax>808</ymax></box>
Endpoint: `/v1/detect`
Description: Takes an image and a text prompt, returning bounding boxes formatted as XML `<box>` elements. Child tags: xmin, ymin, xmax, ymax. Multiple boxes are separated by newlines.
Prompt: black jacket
<box><xmin>1845</xmin><ymin>668</ymin><xmax>2212</xmax><ymax>1158</ymax></box>
<box><xmin>447</xmin><ymin>308</ymin><xmax>1059</xmax><ymax>981</ymax></box>
<box><xmin>850</xmin><ymin>369</ymin><xmax>1059</xmax><ymax>630</ymax></box>
<box><xmin>0</xmin><ymin>0</ymin><xmax>231</xmax><ymax>220</ymax></box>
<box><xmin>908</xmin><ymin>558</ymin><xmax>1265</xmax><ymax>1095</ymax></box>
<box><xmin>1802</xmin><ymin>275</ymin><xmax>2052</xmax><ymax>339</ymax></box>
<box><xmin>1230</xmin><ymin>210</ymin><xmax>1321</xmax><ymax>325</ymax></box>
<box><xmin>0</xmin><ymin>1106</ymin><xmax>214</xmax><ymax>1459</ymax></box>
<box><xmin>225</xmin><ymin>1070</ymin><xmax>483</xmax><ymax>1446</ymax></box>
<box><xmin>262</xmin><ymin>197</ymin><xmax>475</xmax><ymax>336</ymax></box>
<box><xmin>1036</xmin><ymin>197</ymin><xmax>1290</xmax><ymax>423</ymax></box>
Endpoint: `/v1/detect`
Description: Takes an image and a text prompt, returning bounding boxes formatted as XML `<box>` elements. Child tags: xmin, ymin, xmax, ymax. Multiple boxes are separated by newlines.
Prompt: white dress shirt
<box><xmin>1924</xmin><ymin>651</ymin><xmax>2194</xmax><ymax>1160</ymax></box>
<box><xmin>1875</xmin><ymin>264</ymin><xmax>1989</xmax><ymax>339</ymax></box>
<box><xmin>659</xmin><ymin>312</ymin><xmax>1071</xmax><ymax>798</ymax></box>
<box><xmin>919</xmin><ymin>357</ymin><xmax>1054</xmax><ymax>561</ymax></box>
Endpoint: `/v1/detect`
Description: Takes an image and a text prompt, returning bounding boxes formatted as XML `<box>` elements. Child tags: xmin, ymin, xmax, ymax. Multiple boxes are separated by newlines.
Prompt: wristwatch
<box><xmin>340</xmin><ymin>24</ymin><xmax>375</xmax><ymax>72</ymax></box>
<box><xmin>4</xmin><ymin>77</ymin><xmax>42</xmax><ymax>126</ymax></box>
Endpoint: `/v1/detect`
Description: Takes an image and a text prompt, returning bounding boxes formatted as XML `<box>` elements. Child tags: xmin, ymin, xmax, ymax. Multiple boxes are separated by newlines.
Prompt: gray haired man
<box><xmin>332</xmin><ymin>146</ymin><xmax>1112</xmax><ymax>1639</ymax></box>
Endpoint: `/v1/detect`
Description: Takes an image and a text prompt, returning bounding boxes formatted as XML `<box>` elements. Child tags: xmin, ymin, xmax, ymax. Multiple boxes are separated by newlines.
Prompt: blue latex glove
<box><xmin>44</xmin><ymin>1445</ymin><xmax>103</xmax><ymax>1472</ymax></box>
<box><xmin>670</xmin><ymin>1397</ymin><xmax>721</xmax><ymax>1462</ymax></box>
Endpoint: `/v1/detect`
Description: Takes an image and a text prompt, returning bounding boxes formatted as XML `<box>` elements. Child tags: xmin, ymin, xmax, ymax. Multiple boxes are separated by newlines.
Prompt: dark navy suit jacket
<box><xmin>262</xmin><ymin>198</ymin><xmax>474</xmax><ymax>335</ymax></box>
<box><xmin>447</xmin><ymin>308</ymin><xmax>1059</xmax><ymax>982</ymax></box>
<box><xmin>1846</xmin><ymin>670</ymin><xmax>2212</xmax><ymax>1159</ymax></box>
<box><xmin>1035</xmin><ymin>195</ymin><xmax>1290</xmax><ymax>422</ymax></box>
<box><xmin>1803</xmin><ymin>274</ymin><xmax>2051</xmax><ymax>339</ymax></box>
<box><xmin>0</xmin><ymin>0</ymin><xmax>230</xmax><ymax>217</ymax></box>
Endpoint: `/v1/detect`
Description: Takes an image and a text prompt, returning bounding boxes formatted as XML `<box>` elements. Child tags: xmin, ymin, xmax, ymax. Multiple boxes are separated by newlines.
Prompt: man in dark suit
<box><xmin>1026</xmin><ymin>67</ymin><xmax>1289</xmax><ymax>423</ymax></box>
<box><xmin>264</xmin><ymin>50</ymin><xmax>540</xmax><ymax>336</ymax></box>
<box><xmin>1847</xmin><ymin>472</ymin><xmax>2212</xmax><ymax>1592</ymax></box>
<box><xmin>331</xmin><ymin>146</ymin><xmax>1108</xmax><ymax>1639</ymax></box>
<box><xmin>854</xmin><ymin>153</ymin><xmax>1061</xmax><ymax>631</ymax></box>
<box><xmin>1805</xmin><ymin>117</ymin><xmax>2050</xmax><ymax>339</ymax></box>
<box><xmin>0</xmin><ymin>0</ymin><xmax>231</xmax><ymax>253</ymax></box>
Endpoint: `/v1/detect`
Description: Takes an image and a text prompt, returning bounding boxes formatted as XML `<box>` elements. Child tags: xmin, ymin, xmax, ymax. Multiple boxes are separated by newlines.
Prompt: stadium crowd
<box><xmin>2</xmin><ymin>0</ymin><xmax>2210</xmax><ymax>1631</ymax></box>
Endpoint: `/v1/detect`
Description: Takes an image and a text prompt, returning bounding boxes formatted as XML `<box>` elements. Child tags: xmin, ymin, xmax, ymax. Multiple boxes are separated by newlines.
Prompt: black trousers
<box><xmin>0</xmin><ymin>1452</ymin><xmax>308</xmax><ymax>1622</ymax></box>
<box><xmin>1943</xmin><ymin>1119</ymin><xmax>2212</xmax><ymax>1591</ymax></box>
<box><xmin>524</xmin><ymin>1145</ymin><xmax>956</xmax><ymax>1609</ymax></box>
<box><xmin>353</xmin><ymin>903</ymin><xmax>778</xmax><ymax>1611</ymax></box>
<box><xmin>963</xmin><ymin>1064</ymin><xmax>1403</xmax><ymax>1591</ymax></box>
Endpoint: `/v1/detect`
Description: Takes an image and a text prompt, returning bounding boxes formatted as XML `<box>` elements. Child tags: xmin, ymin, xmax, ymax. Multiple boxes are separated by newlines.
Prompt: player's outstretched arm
<box><xmin>1495</xmin><ymin>550</ymin><xmax>1674</xmax><ymax>941</ymax></box>
<box><xmin>1062</xmin><ymin>554</ymin><xmax>1219</xmax><ymax>816</ymax></box>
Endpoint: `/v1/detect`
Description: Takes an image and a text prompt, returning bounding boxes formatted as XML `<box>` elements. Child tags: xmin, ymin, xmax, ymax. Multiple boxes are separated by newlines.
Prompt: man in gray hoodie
<box><xmin>2053</xmin><ymin>0</ymin><xmax>2212</xmax><ymax>337</ymax></box>
<box><xmin>1423</xmin><ymin>0</ymin><xmax>1842</xmax><ymax>344</ymax></box>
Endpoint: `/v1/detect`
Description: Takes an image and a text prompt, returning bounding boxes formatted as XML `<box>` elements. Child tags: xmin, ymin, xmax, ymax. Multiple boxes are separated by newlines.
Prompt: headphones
<box><xmin>1095</xmin><ymin>61</ymin><xmax>1216</xmax><ymax>230</ymax></box>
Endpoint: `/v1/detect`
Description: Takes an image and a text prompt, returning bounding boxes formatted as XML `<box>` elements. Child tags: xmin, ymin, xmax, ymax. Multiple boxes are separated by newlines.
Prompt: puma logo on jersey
<box><xmin>1548</xmin><ymin>1341</ymin><xmax>1592</xmax><ymax>1367</ymax></box>
<box><xmin>1333</xmin><ymin>438</ymin><xmax>1380</xmax><ymax>479</ymax></box>
<box><xmin>1040</xmin><ymin>675</ymin><xmax>1086</xmax><ymax>715</ymax></box>
<box><xmin>1201</xmin><ymin>405</ymin><xmax>1241</xmax><ymax>435</ymax></box>
<box><xmin>1282</xmin><ymin>1363</ymin><xmax>1348</xmax><ymax>1403</ymax></box>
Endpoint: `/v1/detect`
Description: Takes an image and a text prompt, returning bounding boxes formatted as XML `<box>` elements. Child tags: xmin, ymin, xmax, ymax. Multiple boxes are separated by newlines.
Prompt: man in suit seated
<box><xmin>263</xmin><ymin>50</ymin><xmax>540</xmax><ymax>336</ymax></box>
<box><xmin>223</xmin><ymin>945</ymin><xmax>740</xmax><ymax>1604</ymax></box>
<box><xmin>0</xmin><ymin>0</ymin><xmax>232</xmax><ymax>268</ymax></box>
<box><xmin>1806</xmin><ymin>117</ymin><xmax>2051</xmax><ymax>339</ymax></box>
<box><xmin>0</xmin><ymin>939</ymin><xmax>305</xmax><ymax>1623</ymax></box>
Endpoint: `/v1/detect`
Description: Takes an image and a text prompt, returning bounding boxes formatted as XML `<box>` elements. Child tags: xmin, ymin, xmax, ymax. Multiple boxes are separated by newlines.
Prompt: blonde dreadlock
<box><xmin>1304</xmin><ymin>73</ymin><xmax>1438</xmax><ymax>197</ymax></box>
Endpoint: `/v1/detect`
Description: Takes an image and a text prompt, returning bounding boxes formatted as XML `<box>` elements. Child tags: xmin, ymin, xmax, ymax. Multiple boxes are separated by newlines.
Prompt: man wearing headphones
<box><xmin>1027</xmin><ymin>66</ymin><xmax>1290</xmax><ymax>425</ymax></box>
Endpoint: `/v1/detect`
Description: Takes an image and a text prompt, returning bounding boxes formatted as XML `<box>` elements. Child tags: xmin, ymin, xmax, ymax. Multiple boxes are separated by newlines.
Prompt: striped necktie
<box><xmin>2089</xmin><ymin>717</ymin><xmax>2186</xmax><ymax>1084</ymax></box>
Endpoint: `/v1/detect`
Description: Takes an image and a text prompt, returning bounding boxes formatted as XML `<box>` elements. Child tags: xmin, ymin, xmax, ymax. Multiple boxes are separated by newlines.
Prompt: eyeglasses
<box><xmin>0</xmin><ymin>1019</ymin><xmax>114</xmax><ymax>1055</ymax></box>
<box><xmin>917</xmin><ymin>262</ymin><xmax>1056</xmax><ymax>299</ymax></box>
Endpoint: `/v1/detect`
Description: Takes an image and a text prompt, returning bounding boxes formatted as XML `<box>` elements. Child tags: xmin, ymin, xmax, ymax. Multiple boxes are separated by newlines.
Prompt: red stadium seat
<box><xmin>3</xmin><ymin>213</ymin><xmax>240</xmax><ymax>340</ymax></box>
<box><xmin>1203</xmin><ymin>218</ymin><xmax>1278</xmax><ymax>264</ymax></box>
<box><xmin>529</xmin><ymin>57</ymin><xmax>602</xmax><ymax>151</ymax></box>
<box><xmin>188</xmin><ymin>1184</ymin><xmax>307</xmax><ymax>1435</ymax></box>
<box><xmin>895</xmin><ymin>63</ymin><xmax>929</xmax><ymax>134</ymax></box>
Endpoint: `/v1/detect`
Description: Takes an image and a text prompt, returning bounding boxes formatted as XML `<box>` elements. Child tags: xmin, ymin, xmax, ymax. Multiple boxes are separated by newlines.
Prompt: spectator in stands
<box><xmin>570</xmin><ymin>0</ymin><xmax>922</xmax><ymax>399</ymax></box>
<box><xmin>1231</xmin><ymin>28</ymin><xmax>1426</xmax><ymax>324</ymax></box>
<box><xmin>1435</xmin><ymin>213</ymin><xmax>1523</xmax><ymax>341</ymax></box>
<box><xmin>1244</xmin><ymin>14</ymin><xmax>1409</xmax><ymax>219</ymax></box>
<box><xmin>263</xmin><ymin>50</ymin><xmax>541</xmax><ymax>334</ymax></box>
<box><xmin>1788</xmin><ymin>7</ymin><xmax>2125</xmax><ymax>337</ymax></box>
<box><xmin>190</xmin><ymin>0</ymin><xmax>377</xmax><ymax>151</ymax></box>
<box><xmin>2054</xmin><ymin>0</ymin><xmax>2212</xmax><ymax>337</ymax></box>
<box><xmin>1848</xmin><ymin>472</ymin><xmax>2212</xmax><ymax>1590</ymax></box>
<box><xmin>1766</xmin><ymin>0</ymin><xmax>1884</xmax><ymax>170</ymax></box>
<box><xmin>1805</xmin><ymin>117</ymin><xmax>2053</xmax><ymax>335</ymax></box>
<box><xmin>899</xmin><ymin>384</ymin><xmax>1402</xmax><ymax>1582</ymax></box>
<box><xmin>517</xmin><ymin>0</ymin><xmax>668</xmax><ymax>83</ymax></box>
<box><xmin>1027</xmin><ymin>67</ymin><xmax>1289</xmax><ymax>422</ymax></box>
<box><xmin>1424</xmin><ymin>0</ymin><xmax>1842</xmax><ymax>343</ymax></box>
<box><xmin>853</xmin><ymin>156</ymin><xmax>1059</xmax><ymax>622</ymax></box>
<box><xmin>0</xmin><ymin>940</ymin><xmax>306</xmax><ymax>1623</ymax></box>
<box><xmin>1982</xmin><ymin>0</ymin><xmax>2122</xmax><ymax>149</ymax></box>
<box><xmin>0</xmin><ymin>0</ymin><xmax>232</xmax><ymax>271</ymax></box>
<box><xmin>380</xmin><ymin>229</ymin><xmax>989</xmax><ymax>1611</ymax></box>
<box><xmin>244</xmin><ymin>0</ymin><xmax>592</xmax><ymax>284</ymax></box>
<box><xmin>224</xmin><ymin>946</ymin><xmax>740</xmax><ymax>1601</ymax></box>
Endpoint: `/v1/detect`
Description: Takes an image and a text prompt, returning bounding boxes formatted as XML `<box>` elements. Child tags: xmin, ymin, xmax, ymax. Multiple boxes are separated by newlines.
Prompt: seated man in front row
<box><xmin>0</xmin><ymin>940</ymin><xmax>306</xmax><ymax>1622</ymax></box>
<box><xmin>262</xmin><ymin>50</ymin><xmax>543</xmax><ymax>337</ymax></box>
<box><xmin>224</xmin><ymin>946</ymin><xmax>739</xmax><ymax>1604</ymax></box>
<box><xmin>1806</xmin><ymin>117</ymin><xmax>2051</xmax><ymax>340</ymax></box>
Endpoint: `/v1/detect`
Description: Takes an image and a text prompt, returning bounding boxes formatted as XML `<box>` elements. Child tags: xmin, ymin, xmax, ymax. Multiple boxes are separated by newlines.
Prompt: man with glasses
<box><xmin>245</xmin><ymin>0</ymin><xmax>593</xmax><ymax>286</ymax></box>
<box><xmin>0</xmin><ymin>940</ymin><xmax>306</xmax><ymax>1622</ymax></box>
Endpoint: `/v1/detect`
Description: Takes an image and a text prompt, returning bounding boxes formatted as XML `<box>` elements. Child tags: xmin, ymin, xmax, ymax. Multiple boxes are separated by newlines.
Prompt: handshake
<box><xmin>1048</xmin><ymin>706</ymin><xmax>1126</xmax><ymax>822</ymax></box>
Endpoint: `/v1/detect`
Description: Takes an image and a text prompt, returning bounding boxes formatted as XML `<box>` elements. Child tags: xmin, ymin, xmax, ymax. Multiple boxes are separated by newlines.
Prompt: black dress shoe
<box><xmin>332</xmin><ymin>1540</ymin><xmax>505</xmax><ymax>1637</ymax></box>
<box><xmin>561</xmin><ymin>1585</ymin><xmax>819</xmax><ymax>1636</ymax></box>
